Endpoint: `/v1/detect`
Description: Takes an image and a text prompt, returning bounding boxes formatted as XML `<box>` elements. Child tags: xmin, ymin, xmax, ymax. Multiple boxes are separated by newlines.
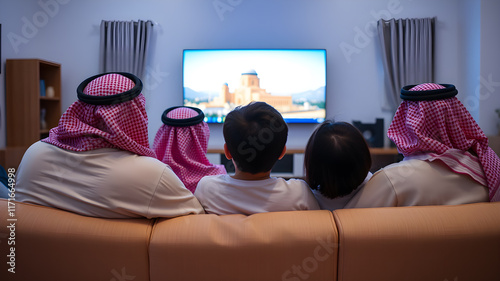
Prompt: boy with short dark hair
<box><xmin>194</xmin><ymin>102</ymin><xmax>320</xmax><ymax>215</ymax></box>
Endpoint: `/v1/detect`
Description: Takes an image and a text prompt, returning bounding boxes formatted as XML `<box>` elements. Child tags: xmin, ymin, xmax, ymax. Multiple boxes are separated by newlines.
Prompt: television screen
<box><xmin>183</xmin><ymin>49</ymin><xmax>326</xmax><ymax>124</ymax></box>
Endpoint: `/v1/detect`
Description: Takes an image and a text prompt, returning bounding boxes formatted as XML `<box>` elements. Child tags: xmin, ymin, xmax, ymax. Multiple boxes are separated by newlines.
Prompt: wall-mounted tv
<box><xmin>183</xmin><ymin>49</ymin><xmax>326</xmax><ymax>124</ymax></box>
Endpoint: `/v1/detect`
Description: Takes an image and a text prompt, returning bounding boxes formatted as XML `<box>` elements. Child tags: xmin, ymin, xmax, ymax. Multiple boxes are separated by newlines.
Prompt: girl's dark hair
<box><xmin>304</xmin><ymin>121</ymin><xmax>372</xmax><ymax>199</ymax></box>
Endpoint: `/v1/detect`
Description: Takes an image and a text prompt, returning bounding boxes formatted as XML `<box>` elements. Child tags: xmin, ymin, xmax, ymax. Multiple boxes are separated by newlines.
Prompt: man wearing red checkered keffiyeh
<box><xmin>15</xmin><ymin>73</ymin><xmax>204</xmax><ymax>218</ymax></box>
<box><xmin>346</xmin><ymin>83</ymin><xmax>499</xmax><ymax>208</ymax></box>
<box><xmin>152</xmin><ymin>106</ymin><xmax>227</xmax><ymax>193</ymax></box>
<box><xmin>43</xmin><ymin>72</ymin><xmax>156</xmax><ymax>157</ymax></box>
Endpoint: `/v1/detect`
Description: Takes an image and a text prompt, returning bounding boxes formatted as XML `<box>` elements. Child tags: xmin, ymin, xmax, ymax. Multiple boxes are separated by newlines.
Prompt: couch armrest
<box><xmin>333</xmin><ymin>202</ymin><xmax>500</xmax><ymax>281</ymax></box>
<box><xmin>149</xmin><ymin>210</ymin><xmax>338</xmax><ymax>281</ymax></box>
<box><xmin>0</xmin><ymin>199</ymin><xmax>154</xmax><ymax>281</ymax></box>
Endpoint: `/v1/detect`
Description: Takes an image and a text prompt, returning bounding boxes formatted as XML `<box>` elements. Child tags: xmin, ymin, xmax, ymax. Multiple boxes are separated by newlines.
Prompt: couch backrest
<box><xmin>1</xmin><ymin>199</ymin><xmax>499</xmax><ymax>281</ymax></box>
<box><xmin>333</xmin><ymin>202</ymin><xmax>500</xmax><ymax>281</ymax></box>
<box><xmin>149</xmin><ymin>210</ymin><xmax>338</xmax><ymax>281</ymax></box>
<box><xmin>0</xmin><ymin>199</ymin><xmax>154</xmax><ymax>281</ymax></box>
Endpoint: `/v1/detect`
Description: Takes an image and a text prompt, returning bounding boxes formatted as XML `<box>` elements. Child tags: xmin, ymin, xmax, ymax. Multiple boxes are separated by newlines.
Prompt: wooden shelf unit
<box><xmin>3</xmin><ymin>59</ymin><xmax>61</xmax><ymax>168</ymax></box>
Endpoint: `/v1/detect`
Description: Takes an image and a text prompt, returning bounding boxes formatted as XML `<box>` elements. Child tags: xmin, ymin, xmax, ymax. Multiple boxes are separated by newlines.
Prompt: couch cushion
<box><xmin>333</xmin><ymin>202</ymin><xmax>500</xmax><ymax>281</ymax></box>
<box><xmin>150</xmin><ymin>210</ymin><xmax>338</xmax><ymax>281</ymax></box>
<box><xmin>0</xmin><ymin>199</ymin><xmax>153</xmax><ymax>281</ymax></box>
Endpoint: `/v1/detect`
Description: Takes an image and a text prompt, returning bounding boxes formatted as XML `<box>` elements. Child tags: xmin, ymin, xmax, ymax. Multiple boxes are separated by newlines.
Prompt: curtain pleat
<box><xmin>377</xmin><ymin>17</ymin><xmax>435</xmax><ymax>112</ymax></box>
<box><xmin>99</xmin><ymin>20</ymin><xmax>153</xmax><ymax>79</ymax></box>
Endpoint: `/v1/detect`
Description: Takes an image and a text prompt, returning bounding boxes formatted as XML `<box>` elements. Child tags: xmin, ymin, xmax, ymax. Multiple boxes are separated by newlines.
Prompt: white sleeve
<box><xmin>292</xmin><ymin>180</ymin><xmax>320</xmax><ymax>210</ymax></box>
<box><xmin>194</xmin><ymin>176</ymin><xmax>217</xmax><ymax>214</ymax></box>
<box><xmin>303</xmin><ymin>188</ymin><xmax>321</xmax><ymax>210</ymax></box>
<box><xmin>146</xmin><ymin>167</ymin><xmax>205</xmax><ymax>219</ymax></box>
<box><xmin>344</xmin><ymin>170</ymin><xmax>398</xmax><ymax>208</ymax></box>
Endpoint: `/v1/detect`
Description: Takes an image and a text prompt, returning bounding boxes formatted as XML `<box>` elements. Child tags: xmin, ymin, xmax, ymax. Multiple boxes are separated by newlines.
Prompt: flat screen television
<box><xmin>183</xmin><ymin>49</ymin><xmax>326</xmax><ymax>124</ymax></box>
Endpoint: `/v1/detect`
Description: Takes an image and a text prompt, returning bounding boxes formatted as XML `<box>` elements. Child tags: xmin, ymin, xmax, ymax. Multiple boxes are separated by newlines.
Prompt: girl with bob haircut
<box><xmin>304</xmin><ymin>121</ymin><xmax>372</xmax><ymax>210</ymax></box>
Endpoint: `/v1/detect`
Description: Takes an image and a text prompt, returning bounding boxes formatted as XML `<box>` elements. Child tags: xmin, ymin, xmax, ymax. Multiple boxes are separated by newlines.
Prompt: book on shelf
<box><xmin>40</xmin><ymin>80</ymin><xmax>46</xmax><ymax>97</ymax></box>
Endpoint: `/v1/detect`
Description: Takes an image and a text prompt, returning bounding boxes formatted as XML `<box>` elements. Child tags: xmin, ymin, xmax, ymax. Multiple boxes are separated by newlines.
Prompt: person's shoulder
<box><xmin>22</xmin><ymin>141</ymin><xmax>65</xmax><ymax>160</ymax></box>
<box><xmin>27</xmin><ymin>140</ymin><xmax>56</xmax><ymax>152</ymax></box>
<box><xmin>132</xmin><ymin>153</ymin><xmax>165</xmax><ymax>165</ymax></box>
<box><xmin>273</xmin><ymin>177</ymin><xmax>310</xmax><ymax>189</ymax></box>
<box><xmin>377</xmin><ymin>159</ymin><xmax>408</xmax><ymax>171</ymax></box>
<box><xmin>29</xmin><ymin>140</ymin><xmax>47</xmax><ymax>148</ymax></box>
<box><xmin>198</xmin><ymin>174</ymin><xmax>228</xmax><ymax>186</ymax></box>
<box><xmin>201</xmin><ymin>173</ymin><xmax>227</xmax><ymax>181</ymax></box>
<box><xmin>194</xmin><ymin>174</ymin><xmax>228</xmax><ymax>196</ymax></box>
<box><xmin>282</xmin><ymin>177</ymin><xmax>308</xmax><ymax>185</ymax></box>
<box><xmin>373</xmin><ymin>158</ymin><xmax>429</xmax><ymax>179</ymax></box>
<box><xmin>102</xmin><ymin>153</ymin><xmax>174</xmax><ymax>180</ymax></box>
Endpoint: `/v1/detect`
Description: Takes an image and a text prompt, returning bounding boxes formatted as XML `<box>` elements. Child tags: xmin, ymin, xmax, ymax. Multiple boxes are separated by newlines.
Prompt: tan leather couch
<box><xmin>0</xmin><ymin>198</ymin><xmax>499</xmax><ymax>281</ymax></box>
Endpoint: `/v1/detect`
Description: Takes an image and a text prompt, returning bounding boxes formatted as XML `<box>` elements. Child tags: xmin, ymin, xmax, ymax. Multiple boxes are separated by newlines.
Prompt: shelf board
<box><xmin>207</xmin><ymin>147</ymin><xmax>400</xmax><ymax>156</ymax></box>
<box><xmin>40</xmin><ymin>96</ymin><xmax>60</xmax><ymax>101</ymax></box>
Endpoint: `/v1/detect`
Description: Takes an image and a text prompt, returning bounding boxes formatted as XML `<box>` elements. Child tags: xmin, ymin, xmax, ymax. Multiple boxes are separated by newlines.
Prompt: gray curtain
<box><xmin>377</xmin><ymin>18</ymin><xmax>435</xmax><ymax>111</ymax></box>
<box><xmin>99</xmin><ymin>20</ymin><xmax>153</xmax><ymax>79</ymax></box>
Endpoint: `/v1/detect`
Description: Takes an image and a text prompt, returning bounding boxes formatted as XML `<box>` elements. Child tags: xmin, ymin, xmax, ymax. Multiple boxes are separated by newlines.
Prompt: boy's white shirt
<box><xmin>195</xmin><ymin>174</ymin><xmax>320</xmax><ymax>215</ymax></box>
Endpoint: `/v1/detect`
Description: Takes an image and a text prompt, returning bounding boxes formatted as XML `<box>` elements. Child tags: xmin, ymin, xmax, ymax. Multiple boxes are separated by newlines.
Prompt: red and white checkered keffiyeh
<box><xmin>388</xmin><ymin>83</ymin><xmax>500</xmax><ymax>201</ymax></box>
<box><xmin>152</xmin><ymin>107</ymin><xmax>226</xmax><ymax>192</ymax></box>
<box><xmin>43</xmin><ymin>73</ymin><xmax>156</xmax><ymax>158</ymax></box>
